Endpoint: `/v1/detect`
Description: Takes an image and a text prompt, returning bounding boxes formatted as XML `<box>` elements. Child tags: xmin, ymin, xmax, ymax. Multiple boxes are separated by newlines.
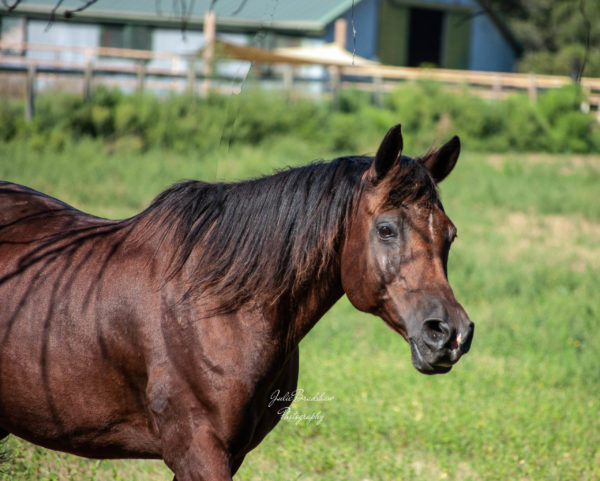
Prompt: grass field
<box><xmin>0</xmin><ymin>136</ymin><xmax>599</xmax><ymax>481</ymax></box>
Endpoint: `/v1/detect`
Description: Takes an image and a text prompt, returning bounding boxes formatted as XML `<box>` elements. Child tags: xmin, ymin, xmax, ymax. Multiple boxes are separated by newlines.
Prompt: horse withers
<box><xmin>0</xmin><ymin>125</ymin><xmax>473</xmax><ymax>480</ymax></box>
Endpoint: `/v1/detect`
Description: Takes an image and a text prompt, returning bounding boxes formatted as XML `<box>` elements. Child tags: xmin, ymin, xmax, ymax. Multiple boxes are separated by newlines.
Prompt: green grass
<box><xmin>0</xmin><ymin>138</ymin><xmax>599</xmax><ymax>480</ymax></box>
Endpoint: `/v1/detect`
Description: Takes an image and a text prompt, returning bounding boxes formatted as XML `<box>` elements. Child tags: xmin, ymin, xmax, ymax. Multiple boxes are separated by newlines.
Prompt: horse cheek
<box><xmin>340</xmin><ymin>233</ymin><xmax>379</xmax><ymax>313</ymax></box>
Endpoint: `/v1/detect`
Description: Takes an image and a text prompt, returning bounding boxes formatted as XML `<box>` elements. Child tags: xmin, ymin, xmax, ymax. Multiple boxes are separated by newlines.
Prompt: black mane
<box><xmin>137</xmin><ymin>154</ymin><xmax>439</xmax><ymax>311</ymax></box>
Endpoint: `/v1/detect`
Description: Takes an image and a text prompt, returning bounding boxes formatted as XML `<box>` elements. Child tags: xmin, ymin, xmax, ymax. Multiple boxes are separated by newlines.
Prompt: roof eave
<box><xmin>0</xmin><ymin>5</ymin><xmax>327</xmax><ymax>35</ymax></box>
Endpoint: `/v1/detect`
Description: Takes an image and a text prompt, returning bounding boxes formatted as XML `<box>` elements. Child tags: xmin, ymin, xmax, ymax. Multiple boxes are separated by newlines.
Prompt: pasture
<box><xmin>0</xmin><ymin>134</ymin><xmax>598</xmax><ymax>480</ymax></box>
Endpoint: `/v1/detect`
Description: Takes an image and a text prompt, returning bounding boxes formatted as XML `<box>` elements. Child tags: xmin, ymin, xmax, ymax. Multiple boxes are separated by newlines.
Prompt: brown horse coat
<box><xmin>0</xmin><ymin>125</ymin><xmax>473</xmax><ymax>480</ymax></box>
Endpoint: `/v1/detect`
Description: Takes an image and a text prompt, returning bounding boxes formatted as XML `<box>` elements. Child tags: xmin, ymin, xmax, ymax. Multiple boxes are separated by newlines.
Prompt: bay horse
<box><xmin>0</xmin><ymin>125</ymin><xmax>473</xmax><ymax>480</ymax></box>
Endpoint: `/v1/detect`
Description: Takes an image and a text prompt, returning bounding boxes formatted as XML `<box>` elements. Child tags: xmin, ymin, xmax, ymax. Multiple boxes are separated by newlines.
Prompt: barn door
<box><xmin>378</xmin><ymin>1</ymin><xmax>471</xmax><ymax>70</ymax></box>
<box><xmin>442</xmin><ymin>10</ymin><xmax>471</xmax><ymax>70</ymax></box>
<box><xmin>377</xmin><ymin>0</ymin><xmax>409</xmax><ymax>66</ymax></box>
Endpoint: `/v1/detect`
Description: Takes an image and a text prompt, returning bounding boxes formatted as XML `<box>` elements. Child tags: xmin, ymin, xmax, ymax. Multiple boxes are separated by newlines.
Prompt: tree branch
<box><xmin>178</xmin><ymin>0</ymin><xmax>197</xmax><ymax>39</ymax></box>
<box><xmin>45</xmin><ymin>0</ymin><xmax>65</xmax><ymax>31</ymax></box>
<box><xmin>64</xmin><ymin>0</ymin><xmax>100</xmax><ymax>18</ymax></box>
<box><xmin>231</xmin><ymin>0</ymin><xmax>248</xmax><ymax>16</ymax></box>
<box><xmin>577</xmin><ymin>0</ymin><xmax>591</xmax><ymax>81</ymax></box>
<box><xmin>1</xmin><ymin>0</ymin><xmax>23</xmax><ymax>12</ymax></box>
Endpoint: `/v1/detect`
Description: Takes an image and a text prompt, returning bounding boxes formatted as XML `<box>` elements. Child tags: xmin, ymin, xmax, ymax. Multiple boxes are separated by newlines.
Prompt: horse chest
<box><xmin>229</xmin><ymin>348</ymin><xmax>300</xmax><ymax>464</ymax></box>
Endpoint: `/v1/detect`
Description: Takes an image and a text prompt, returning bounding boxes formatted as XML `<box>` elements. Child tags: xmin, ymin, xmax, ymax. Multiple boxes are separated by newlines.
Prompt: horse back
<box><xmin>0</xmin><ymin>181</ymin><xmax>105</xmax><ymax>235</ymax></box>
<box><xmin>0</xmin><ymin>182</ymin><xmax>163</xmax><ymax>457</ymax></box>
<box><xmin>0</xmin><ymin>181</ymin><xmax>120</xmax><ymax>289</ymax></box>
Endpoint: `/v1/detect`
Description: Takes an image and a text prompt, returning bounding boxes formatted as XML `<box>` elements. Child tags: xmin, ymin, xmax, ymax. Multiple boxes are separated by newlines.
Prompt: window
<box><xmin>100</xmin><ymin>24</ymin><xmax>152</xmax><ymax>50</ymax></box>
<box><xmin>0</xmin><ymin>17</ymin><xmax>26</xmax><ymax>54</ymax></box>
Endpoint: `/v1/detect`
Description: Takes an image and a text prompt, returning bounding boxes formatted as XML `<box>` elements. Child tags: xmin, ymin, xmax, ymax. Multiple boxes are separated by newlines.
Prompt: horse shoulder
<box><xmin>144</xmin><ymin>300</ymin><xmax>299</xmax><ymax>463</ymax></box>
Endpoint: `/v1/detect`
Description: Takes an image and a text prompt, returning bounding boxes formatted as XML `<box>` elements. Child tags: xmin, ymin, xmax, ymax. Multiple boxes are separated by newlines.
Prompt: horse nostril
<box><xmin>459</xmin><ymin>322</ymin><xmax>475</xmax><ymax>354</ymax></box>
<box><xmin>422</xmin><ymin>318</ymin><xmax>452</xmax><ymax>350</ymax></box>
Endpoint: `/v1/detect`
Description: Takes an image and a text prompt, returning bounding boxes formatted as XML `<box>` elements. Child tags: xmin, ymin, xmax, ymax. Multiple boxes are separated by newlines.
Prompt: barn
<box><xmin>1</xmin><ymin>0</ymin><xmax>520</xmax><ymax>72</ymax></box>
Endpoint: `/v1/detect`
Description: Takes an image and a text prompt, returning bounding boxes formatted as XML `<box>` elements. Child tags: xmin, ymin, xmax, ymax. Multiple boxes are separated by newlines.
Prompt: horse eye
<box><xmin>377</xmin><ymin>225</ymin><xmax>396</xmax><ymax>239</ymax></box>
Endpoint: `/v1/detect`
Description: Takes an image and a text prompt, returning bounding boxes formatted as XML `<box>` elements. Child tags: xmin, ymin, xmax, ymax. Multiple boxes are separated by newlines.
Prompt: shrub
<box><xmin>0</xmin><ymin>99</ymin><xmax>21</xmax><ymax>141</ymax></box>
<box><xmin>0</xmin><ymin>82</ymin><xmax>597</xmax><ymax>154</ymax></box>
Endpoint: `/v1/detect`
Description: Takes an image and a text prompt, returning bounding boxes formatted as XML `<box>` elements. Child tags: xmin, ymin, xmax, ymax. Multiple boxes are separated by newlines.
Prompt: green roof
<box><xmin>4</xmin><ymin>0</ymin><xmax>363</xmax><ymax>33</ymax></box>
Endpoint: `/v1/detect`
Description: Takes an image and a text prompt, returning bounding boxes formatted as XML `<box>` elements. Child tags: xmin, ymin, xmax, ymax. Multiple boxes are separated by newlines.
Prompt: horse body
<box><xmin>0</xmin><ymin>125</ymin><xmax>474</xmax><ymax>480</ymax></box>
<box><xmin>0</xmin><ymin>183</ymin><xmax>159</xmax><ymax>456</ymax></box>
<box><xmin>0</xmin><ymin>183</ymin><xmax>307</xmax><ymax>468</ymax></box>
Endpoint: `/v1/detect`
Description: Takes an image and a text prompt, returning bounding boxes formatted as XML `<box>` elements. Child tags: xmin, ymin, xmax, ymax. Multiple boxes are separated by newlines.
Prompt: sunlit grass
<box><xmin>0</xmin><ymin>140</ymin><xmax>598</xmax><ymax>480</ymax></box>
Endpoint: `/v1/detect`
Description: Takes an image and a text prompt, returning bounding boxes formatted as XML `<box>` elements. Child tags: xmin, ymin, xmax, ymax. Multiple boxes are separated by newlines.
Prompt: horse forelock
<box><xmin>377</xmin><ymin>155</ymin><xmax>440</xmax><ymax>210</ymax></box>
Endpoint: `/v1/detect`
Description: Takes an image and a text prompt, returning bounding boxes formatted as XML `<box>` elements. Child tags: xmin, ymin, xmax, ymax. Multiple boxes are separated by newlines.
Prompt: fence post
<box><xmin>373</xmin><ymin>75</ymin><xmax>383</xmax><ymax>107</ymax></box>
<box><xmin>333</xmin><ymin>17</ymin><xmax>347</xmax><ymax>107</ymax></box>
<box><xmin>492</xmin><ymin>74</ymin><xmax>502</xmax><ymax>99</ymax></box>
<box><xmin>137</xmin><ymin>60</ymin><xmax>147</xmax><ymax>92</ymax></box>
<box><xmin>329</xmin><ymin>66</ymin><xmax>341</xmax><ymax>109</ymax></box>
<box><xmin>187</xmin><ymin>58</ymin><xmax>196</xmax><ymax>95</ymax></box>
<box><xmin>201</xmin><ymin>9</ymin><xmax>216</xmax><ymax>96</ymax></box>
<box><xmin>334</xmin><ymin>18</ymin><xmax>347</xmax><ymax>50</ymax></box>
<box><xmin>26</xmin><ymin>63</ymin><xmax>36</xmax><ymax>121</ymax></box>
<box><xmin>282</xmin><ymin>65</ymin><xmax>293</xmax><ymax>92</ymax></box>
<box><xmin>83</xmin><ymin>48</ymin><xmax>93</xmax><ymax>101</ymax></box>
<box><xmin>528</xmin><ymin>74</ymin><xmax>537</xmax><ymax>101</ymax></box>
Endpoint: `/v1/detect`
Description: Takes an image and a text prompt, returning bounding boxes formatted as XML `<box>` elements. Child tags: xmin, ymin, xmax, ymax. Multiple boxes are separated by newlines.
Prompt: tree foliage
<box><xmin>487</xmin><ymin>0</ymin><xmax>600</xmax><ymax>77</ymax></box>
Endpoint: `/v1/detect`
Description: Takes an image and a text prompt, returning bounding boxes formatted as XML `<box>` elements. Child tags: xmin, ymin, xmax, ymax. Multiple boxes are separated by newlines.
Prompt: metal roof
<box><xmin>3</xmin><ymin>0</ymin><xmax>363</xmax><ymax>33</ymax></box>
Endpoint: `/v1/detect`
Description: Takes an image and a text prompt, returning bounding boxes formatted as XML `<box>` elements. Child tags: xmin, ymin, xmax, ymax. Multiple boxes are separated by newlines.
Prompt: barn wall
<box><xmin>469</xmin><ymin>13</ymin><xmax>516</xmax><ymax>71</ymax></box>
<box><xmin>14</xmin><ymin>0</ymin><xmax>517</xmax><ymax>72</ymax></box>
<box><xmin>323</xmin><ymin>0</ymin><xmax>380</xmax><ymax>60</ymax></box>
<box><xmin>26</xmin><ymin>20</ymin><xmax>100</xmax><ymax>62</ymax></box>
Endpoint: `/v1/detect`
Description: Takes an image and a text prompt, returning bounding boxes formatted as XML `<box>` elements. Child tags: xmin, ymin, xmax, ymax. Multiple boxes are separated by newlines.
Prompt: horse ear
<box><xmin>420</xmin><ymin>135</ymin><xmax>460</xmax><ymax>183</ymax></box>
<box><xmin>371</xmin><ymin>124</ymin><xmax>403</xmax><ymax>182</ymax></box>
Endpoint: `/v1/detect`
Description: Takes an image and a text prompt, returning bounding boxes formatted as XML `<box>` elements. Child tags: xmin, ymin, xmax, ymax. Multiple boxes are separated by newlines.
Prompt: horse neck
<box><xmin>270</xmin><ymin>239</ymin><xmax>346</xmax><ymax>353</ymax></box>
<box><xmin>137</xmin><ymin>160</ymin><xmax>367</xmax><ymax>351</ymax></box>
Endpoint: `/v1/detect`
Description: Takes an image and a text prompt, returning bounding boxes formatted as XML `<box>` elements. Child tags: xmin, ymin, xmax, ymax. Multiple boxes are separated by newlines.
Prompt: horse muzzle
<box><xmin>409</xmin><ymin>318</ymin><xmax>474</xmax><ymax>375</ymax></box>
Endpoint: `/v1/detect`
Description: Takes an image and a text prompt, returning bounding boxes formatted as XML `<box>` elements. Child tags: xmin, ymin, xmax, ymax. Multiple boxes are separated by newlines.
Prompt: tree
<box><xmin>2</xmin><ymin>0</ymin><xmax>99</xmax><ymax>18</ymax></box>
<box><xmin>485</xmin><ymin>0</ymin><xmax>599</xmax><ymax>77</ymax></box>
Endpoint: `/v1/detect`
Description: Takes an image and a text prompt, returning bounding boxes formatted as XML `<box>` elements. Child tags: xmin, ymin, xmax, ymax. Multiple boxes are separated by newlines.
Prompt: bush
<box><xmin>518</xmin><ymin>46</ymin><xmax>600</xmax><ymax>78</ymax></box>
<box><xmin>0</xmin><ymin>99</ymin><xmax>21</xmax><ymax>141</ymax></box>
<box><xmin>1</xmin><ymin>82</ymin><xmax>598</xmax><ymax>154</ymax></box>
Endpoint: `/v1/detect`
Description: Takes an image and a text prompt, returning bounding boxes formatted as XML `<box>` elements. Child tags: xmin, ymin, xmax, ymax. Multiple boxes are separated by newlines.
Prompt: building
<box><xmin>1</xmin><ymin>0</ymin><xmax>520</xmax><ymax>72</ymax></box>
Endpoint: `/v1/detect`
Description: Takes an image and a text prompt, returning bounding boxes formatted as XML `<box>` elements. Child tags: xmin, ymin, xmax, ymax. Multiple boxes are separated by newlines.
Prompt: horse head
<box><xmin>341</xmin><ymin>125</ymin><xmax>474</xmax><ymax>374</ymax></box>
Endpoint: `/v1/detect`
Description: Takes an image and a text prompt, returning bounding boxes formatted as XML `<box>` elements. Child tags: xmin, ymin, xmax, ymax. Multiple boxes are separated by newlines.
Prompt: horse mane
<box><xmin>136</xmin><ymin>154</ymin><xmax>439</xmax><ymax>312</ymax></box>
<box><xmin>137</xmin><ymin>156</ymin><xmax>369</xmax><ymax>311</ymax></box>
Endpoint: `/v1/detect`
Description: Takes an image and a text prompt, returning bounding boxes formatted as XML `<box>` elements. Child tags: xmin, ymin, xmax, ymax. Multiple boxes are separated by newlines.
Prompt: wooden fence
<box><xmin>2</xmin><ymin>40</ymin><xmax>600</xmax><ymax>120</ymax></box>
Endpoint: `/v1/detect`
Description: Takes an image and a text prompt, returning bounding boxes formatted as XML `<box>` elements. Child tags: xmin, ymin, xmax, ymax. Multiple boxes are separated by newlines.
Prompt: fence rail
<box><xmin>2</xmin><ymin>40</ymin><xmax>600</xmax><ymax>119</ymax></box>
